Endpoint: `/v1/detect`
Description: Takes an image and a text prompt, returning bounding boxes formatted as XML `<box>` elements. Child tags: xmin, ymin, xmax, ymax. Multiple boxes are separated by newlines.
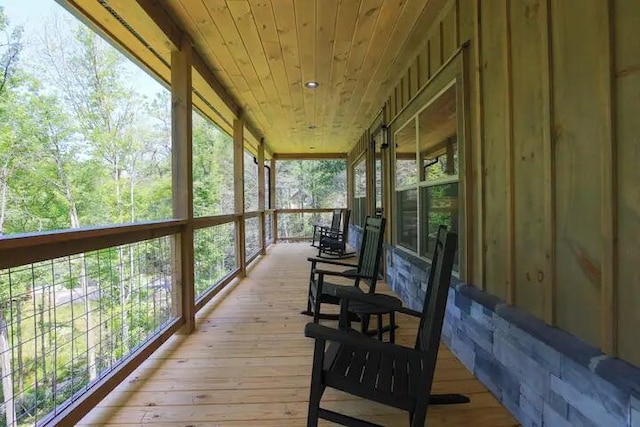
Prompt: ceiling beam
<box><xmin>134</xmin><ymin>0</ymin><xmax>265</xmax><ymax>144</ymax></box>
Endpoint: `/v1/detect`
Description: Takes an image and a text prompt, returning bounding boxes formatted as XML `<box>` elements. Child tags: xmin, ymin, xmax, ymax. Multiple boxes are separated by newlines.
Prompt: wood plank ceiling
<box><xmin>159</xmin><ymin>0</ymin><xmax>443</xmax><ymax>154</ymax></box>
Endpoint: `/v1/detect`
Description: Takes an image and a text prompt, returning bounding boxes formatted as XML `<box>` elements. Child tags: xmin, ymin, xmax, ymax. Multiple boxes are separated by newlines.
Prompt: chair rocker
<box><xmin>317</xmin><ymin>209</ymin><xmax>354</xmax><ymax>258</ymax></box>
<box><xmin>302</xmin><ymin>216</ymin><xmax>385</xmax><ymax>324</ymax></box>
<box><xmin>304</xmin><ymin>230</ymin><xmax>469</xmax><ymax>427</ymax></box>
<box><xmin>311</xmin><ymin>209</ymin><xmax>342</xmax><ymax>248</ymax></box>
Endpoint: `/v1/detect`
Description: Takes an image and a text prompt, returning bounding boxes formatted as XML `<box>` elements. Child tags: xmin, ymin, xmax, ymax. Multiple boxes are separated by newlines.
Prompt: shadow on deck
<box><xmin>79</xmin><ymin>243</ymin><xmax>517</xmax><ymax>426</ymax></box>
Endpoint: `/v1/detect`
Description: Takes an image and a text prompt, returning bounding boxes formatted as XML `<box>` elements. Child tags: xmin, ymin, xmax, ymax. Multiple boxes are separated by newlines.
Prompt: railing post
<box><xmin>234</xmin><ymin>117</ymin><xmax>246</xmax><ymax>277</ymax></box>
<box><xmin>258</xmin><ymin>139</ymin><xmax>266</xmax><ymax>254</ymax></box>
<box><xmin>270</xmin><ymin>157</ymin><xmax>277</xmax><ymax>242</ymax></box>
<box><xmin>171</xmin><ymin>39</ymin><xmax>195</xmax><ymax>334</ymax></box>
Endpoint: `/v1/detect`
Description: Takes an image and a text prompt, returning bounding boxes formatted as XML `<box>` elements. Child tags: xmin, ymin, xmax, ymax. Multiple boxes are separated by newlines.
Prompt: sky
<box><xmin>1</xmin><ymin>0</ymin><xmax>165</xmax><ymax>99</ymax></box>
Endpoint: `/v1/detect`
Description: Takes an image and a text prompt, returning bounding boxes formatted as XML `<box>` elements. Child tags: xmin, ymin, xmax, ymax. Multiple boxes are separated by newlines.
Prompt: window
<box><xmin>372</xmin><ymin>129</ymin><xmax>384</xmax><ymax>216</ymax></box>
<box><xmin>394</xmin><ymin>84</ymin><xmax>460</xmax><ymax>267</ymax></box>
<box><xmin>353</xmin><ymin>158</ymin><xmax>367</xmax><ymax>227</ymax></box>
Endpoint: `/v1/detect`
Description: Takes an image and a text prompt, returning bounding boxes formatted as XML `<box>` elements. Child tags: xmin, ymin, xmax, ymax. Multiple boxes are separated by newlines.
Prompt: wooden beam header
<box><xmin>273</xmin><ymin>153</ymin><xmax>347</xmax><ymax>160</ymax></box>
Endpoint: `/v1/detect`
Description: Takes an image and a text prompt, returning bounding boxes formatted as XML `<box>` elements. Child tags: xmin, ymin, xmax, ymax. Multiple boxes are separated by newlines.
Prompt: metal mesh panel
<box><xmin>245</xmin><ymin>217</ymin><xmax>261</xmax><ymax>261</ymax></box>
<box><xmin>265</xmin><ymin>213</ymin><xmax>273</xmax><ymax>244</ymax></box>
<box><xmin>194</xmin><ymin>223</ymin><xmax>237</xmax><ymax>299</ymax></box>
<box><xmin>0</xmin><ymin>236</ymin><xmax>175</xmax><ymax>426</ymax></box>
<box><xmin>277</xmin><ymin>212</ymin><xmax>333</xmax><ymax>241</ymax></box>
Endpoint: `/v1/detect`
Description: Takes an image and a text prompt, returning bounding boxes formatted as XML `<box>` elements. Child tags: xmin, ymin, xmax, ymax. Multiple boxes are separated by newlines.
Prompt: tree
<box><xmin>0</xmin><ymin>8</ymin><xmax>22</xmax><ymax>425</ymax></box>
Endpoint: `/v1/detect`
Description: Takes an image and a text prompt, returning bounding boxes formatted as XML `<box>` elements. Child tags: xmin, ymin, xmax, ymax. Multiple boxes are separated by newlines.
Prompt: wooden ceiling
<box><xmin>156</xmin><ymin>0</ymin><xmax>444</xmax><ymax>154</ymax></box>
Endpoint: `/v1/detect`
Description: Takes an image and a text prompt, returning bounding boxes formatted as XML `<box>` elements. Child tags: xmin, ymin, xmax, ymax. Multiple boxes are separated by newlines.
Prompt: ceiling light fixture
<box><xmin>304</xmin><ymin>81</ymin><xmax>319</xmax><ymax>89</ymax></box>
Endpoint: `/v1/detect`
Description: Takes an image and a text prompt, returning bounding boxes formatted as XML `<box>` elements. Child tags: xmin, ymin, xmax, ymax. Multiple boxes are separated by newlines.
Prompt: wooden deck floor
<box><xmin>80</xmin><ymin>243</ymin><xmax>517</xmax><ymax>426</ymax></box>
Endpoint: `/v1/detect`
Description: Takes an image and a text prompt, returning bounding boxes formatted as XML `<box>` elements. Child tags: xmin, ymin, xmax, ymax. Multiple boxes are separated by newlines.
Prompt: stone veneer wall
<box><xmin>348</xmin><ymin>225</ymin><xmax>640</xmax><ymax>427</ymax></box>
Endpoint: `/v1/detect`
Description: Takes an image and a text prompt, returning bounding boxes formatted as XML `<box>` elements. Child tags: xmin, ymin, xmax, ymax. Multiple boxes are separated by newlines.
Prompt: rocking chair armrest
<box><xmin>333</xmin><ymin>289</ymin><xmax>421</xmax><ymax>317</ymax></box>
<box><xmin>307</xmin><ymin>257</ymin><xmax>358</xmax><ymax>268</ymax></box>
<box><xmin>313</xmin><ymin>224</ymin><xmax>338</xmax><ymax>233</ymax></box>
<box><xmin>304</xmin><ymin>323</ymin><xmax>417</xmax><ymax>357</ymax></box>
<box><xmin>319</xmin><ymin>228</ymin><xmax>344</xmax><ymax>237</ymax></box>
<box><xmin>313</xmin><ymin>269</ymin><xmax>374</xmax><ymax>281</ymax></box>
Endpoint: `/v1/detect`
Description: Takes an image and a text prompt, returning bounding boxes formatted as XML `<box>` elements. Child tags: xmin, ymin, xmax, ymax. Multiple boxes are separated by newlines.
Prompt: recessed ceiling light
<box><xmin>304</xmin><ymin>81</ymin><xmax>319</xmax><ymax>89</ymax></box>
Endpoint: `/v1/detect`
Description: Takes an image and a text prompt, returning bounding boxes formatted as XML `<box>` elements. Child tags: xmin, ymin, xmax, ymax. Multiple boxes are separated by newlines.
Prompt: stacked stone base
<box><xmin>349</xmin><ymin>225</ymin><xmax>640</xmax><ymax>427</ymax></box>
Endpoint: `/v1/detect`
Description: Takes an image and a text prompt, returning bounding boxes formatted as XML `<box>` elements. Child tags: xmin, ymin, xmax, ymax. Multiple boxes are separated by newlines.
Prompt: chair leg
<box><xmin>410</xmin><ymin>402</ymin><xmax>428</xmax><ymax>427</ymax></box>
<box><xmin>389</xmin><ymin>312</ymin><xmax>396</xmax><ymax>344</ymax></box>
<box><xmin>307</xmin><ymin>340</ymin><xmax>325</xmax><ymax>427</ymax></box>
<box><xmin>313</xmin><ymin>295</ymin><xmax>322</xmax><ymax>324</ymax></box>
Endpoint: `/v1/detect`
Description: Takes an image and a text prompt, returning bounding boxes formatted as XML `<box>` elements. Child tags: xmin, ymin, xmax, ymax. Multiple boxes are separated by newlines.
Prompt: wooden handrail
<box><xmin>0</xmin><ymin>220</ymin><xmax>186</xmax><ymax>270</ymax></box>
<box><xmin>275</xmin><ymin>208</ymin><xmax>345</xmax><ymax>214</ymax></box>
<box><xmin>194</xmin><ymin>214</ymin><xmax>238</xmax><ymax>229</ymax></box>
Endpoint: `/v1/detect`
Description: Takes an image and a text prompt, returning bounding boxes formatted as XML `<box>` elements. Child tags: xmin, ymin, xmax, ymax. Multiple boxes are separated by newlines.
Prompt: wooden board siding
<box><xmin>78</xmin><ymin>243</ymin><xmax>516</xmax><ymax>426</ymax></box>
<box><xmin>509</xmin><ymin>0</ymin><xmax>553</xmax><ymax>322</ymax></box>
<box><xmin>550</xmin><ymin>0</ymin><xmax>609</xmax><ymax>348</ymax></box>
<box><xmin>479</xmin><ymin>0</ymin><xmax>511</xmax><ymax>302</ymax></box>
<box><xmin>358</xmin><ymin>0</ymin><xmax>640</xmax><ymax>363</ymax></box>
<box><xmin>615</xmin><ymin>1</ymin><xmax>640</xmax><ymax>364</ymax></box>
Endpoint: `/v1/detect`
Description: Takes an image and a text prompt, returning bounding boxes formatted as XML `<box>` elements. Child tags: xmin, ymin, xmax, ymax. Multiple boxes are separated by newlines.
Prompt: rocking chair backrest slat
<box><xmin>330</xmin><ymin>209</ymin><xmax>342</xmax><ymax>230</ymax></box>
<box><xmin>417</xmin><ymin>231</ymin><xmax>457</xmax><ymax>359</ymax></box>
<box><xmin>414</xmin><ymin>225</ymin><xmax>447</xmax><ymax>349</ymax></box>
<box><xmin>356</xmin><ymin>216</ymin><xmax>386</xmax><ymax>292</ymax></box>
<box><xmin>341</xmin><ymin>209</ymin><xmax>351</xmax><ymax>241</ymax></box>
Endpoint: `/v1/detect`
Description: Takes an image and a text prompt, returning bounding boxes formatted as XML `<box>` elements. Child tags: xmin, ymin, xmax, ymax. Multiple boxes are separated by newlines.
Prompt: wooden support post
<box><xmin>171</xmin><ymin>41</ymin><xmax>194</xmax><ymax>334</ymax></box>
<box><xmin>505</xmin><ymin>0</ymin><xmax>516</xmax><ymax>305</ymax></box>
<box><xmin>473</xmin><ymin>0</ymin><xmax>486</xmax><ymax>290</ymax></box>
<box><xmin>258</xmin><ymin>139</ymin><xmax>266</xmax><ymax>255</ymax></box>
<box><xmin>234</xmin><ymin>118</ymin><xmax>246</xmax><ymax>277</ymax></box>
<box><xmin>270</xmin><ymin>158</ymin><xmax>277</xmax><ymax>242</ymax></box>
<box><xmin>600</xmin><ymin>0</ymin><xmax>617</xmax><ymax>355</ymax></box>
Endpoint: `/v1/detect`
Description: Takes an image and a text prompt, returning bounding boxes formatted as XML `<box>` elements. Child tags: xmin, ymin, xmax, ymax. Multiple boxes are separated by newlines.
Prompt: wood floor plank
<box><xmin>79</xmin><ymin>243</ymin><xmax>516</xmax><ymax>426</ymax></box>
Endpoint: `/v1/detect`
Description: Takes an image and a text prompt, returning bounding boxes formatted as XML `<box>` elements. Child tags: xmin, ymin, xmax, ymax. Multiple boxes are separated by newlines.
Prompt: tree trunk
<box><xmin>55</xmin><ymin>144</ymin><xmax>98</xmax><ymax>381</ymax></box>
<box><xmin>0</xmin><ymin>310</ymin><xmax>16</xmax><ymax>427</ymax></box>
<box><xmin>0</xmin><ymin>165</ymin><xmax>9</xmax><ymax>236</ymax></box>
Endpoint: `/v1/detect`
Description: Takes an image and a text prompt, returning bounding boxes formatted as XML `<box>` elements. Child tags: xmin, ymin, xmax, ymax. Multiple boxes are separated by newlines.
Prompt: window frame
<box><xmin>388</xmin><ymin>48</ymin><xmax>471</xmax><ymax>280</ymax></box>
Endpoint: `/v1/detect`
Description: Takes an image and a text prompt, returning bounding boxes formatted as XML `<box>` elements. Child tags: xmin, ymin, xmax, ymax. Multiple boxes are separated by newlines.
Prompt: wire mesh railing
<box><xmin>265</xmin><ymin>213</ymin><xmax>273</xmax><ymax>245</ymax></box>
<box><xmin>0</xmin><ymin>235</ymin><xmax>175</xmax><ymax>427</ymax></box>
<box><xmin>244</xmin><ymin>216</ymin><xmax>261</xmax><ymax>262</ymax></box>
<box><xmin>276</xmin><ymin>211</ymin><xmax>334</xmax><ymax>241</ymax></box>
<box><xmin>193</xmin><ymin>222</ymin><xmax>237</xmax><ymax>301</ymax></box>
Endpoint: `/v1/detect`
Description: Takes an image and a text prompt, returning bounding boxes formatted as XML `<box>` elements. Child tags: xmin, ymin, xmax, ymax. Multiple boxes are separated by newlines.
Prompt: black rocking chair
<box><xmin>311</xmin><ymin>209</ymin><xmax>342</xmax><ymax>248</ymax></box>
<box><xmin>302</xmin><ymin>216</ymin><xmax>385</xmax><ymax>324</ymax></box>
<box><xmin>317</xmin><ymin>209</ymin><xmax>354</xmax><ymax>258</ymax></box>
<box><xmin>304</xmin><ymin>230</ymin><xmax>469</xmax><ymax>427</ymax></box>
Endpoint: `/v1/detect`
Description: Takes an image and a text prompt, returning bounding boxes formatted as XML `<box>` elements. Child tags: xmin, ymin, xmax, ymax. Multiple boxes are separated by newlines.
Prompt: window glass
<box><xmin>395</xmin><ymin>119</ymin><xmax>417</xmax><ymax>188</ymax></box>
<box><xmin>397</xmin><ymin>189</ymin><xmax>418</xmax><ymax>252</ymax></box>
<box><xmin>420</xmin><ymin>183</ymin><xmax>459</xmax><ymax>263</ymax></box>
<box><xmin>418</xmin><ymin>86</ymin><xmax>458</xmax><ymax>182</ymax></box>
<box><xmin>373</xmin><ymin>130</ymin><xmax>383</xmax><ymax>213</ymax></box>
<box><xmin>353</xmin><ymin>158</ymin><xmax>367</xmax><ymax>226</ymax></box>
